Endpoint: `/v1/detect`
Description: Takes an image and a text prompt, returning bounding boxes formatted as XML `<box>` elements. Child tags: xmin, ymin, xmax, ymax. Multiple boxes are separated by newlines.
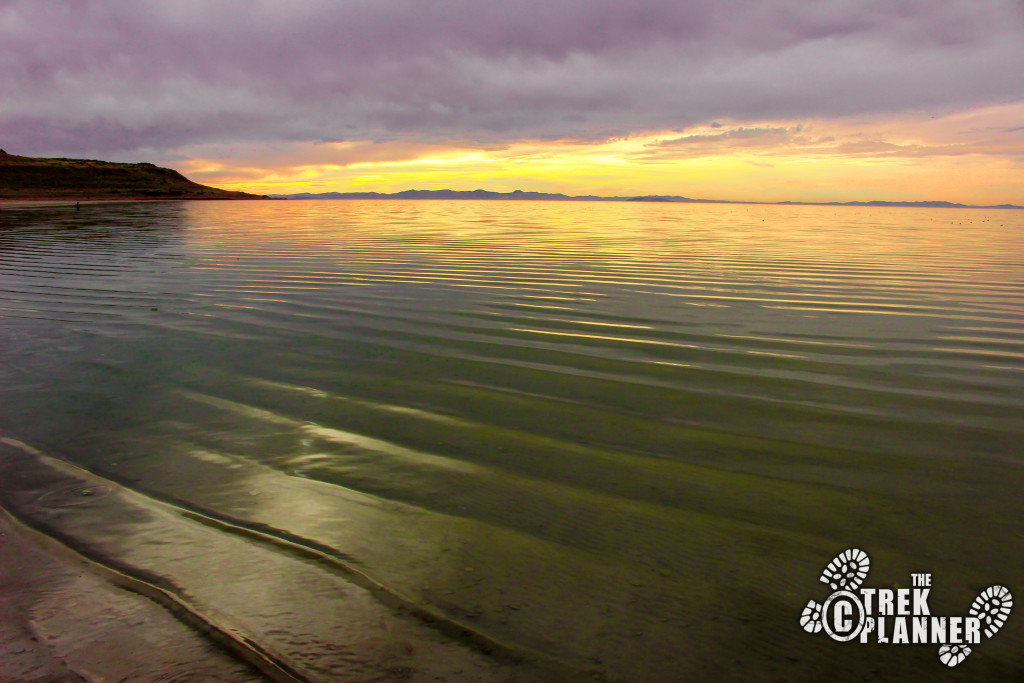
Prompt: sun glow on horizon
<box><xmin>176</xmin><ymin>104</ymin><xmax>1024</xmax><ymax>205</ymax></box>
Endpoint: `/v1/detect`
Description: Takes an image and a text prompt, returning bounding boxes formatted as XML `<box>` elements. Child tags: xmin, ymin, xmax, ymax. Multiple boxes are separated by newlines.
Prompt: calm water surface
<box><xmin>1</xmin><ymin>200</ymin><xmax>1023</xmax><ymax>681</ymax></box>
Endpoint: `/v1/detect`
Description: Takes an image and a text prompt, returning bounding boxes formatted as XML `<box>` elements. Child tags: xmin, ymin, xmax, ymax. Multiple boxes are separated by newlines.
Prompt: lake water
<box><xmin>1</xmin><ymin>200</ymin><xmax>1023</xmax><ymax>681</ymax></box>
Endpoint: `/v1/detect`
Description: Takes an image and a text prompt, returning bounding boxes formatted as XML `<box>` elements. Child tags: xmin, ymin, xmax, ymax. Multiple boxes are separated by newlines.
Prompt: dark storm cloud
<box><xmin>2</xmin><ymin>0</ymin><xmax>1023</xmax><ymax>157</ymax></box>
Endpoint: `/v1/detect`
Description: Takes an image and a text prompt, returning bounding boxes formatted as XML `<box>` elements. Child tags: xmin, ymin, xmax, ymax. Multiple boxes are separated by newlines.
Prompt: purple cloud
<box><xmin>2</xmin><ymin>0</ymin><xmax>1023</xmax><ymax>158</ymax></box>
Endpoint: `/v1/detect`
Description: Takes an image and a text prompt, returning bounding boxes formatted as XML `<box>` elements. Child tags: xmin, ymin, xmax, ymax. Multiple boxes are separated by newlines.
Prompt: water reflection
<box><xmin>1</xmin><ymin>200</ymin><xmax>1023</xmax><ymax>680</ymax></box>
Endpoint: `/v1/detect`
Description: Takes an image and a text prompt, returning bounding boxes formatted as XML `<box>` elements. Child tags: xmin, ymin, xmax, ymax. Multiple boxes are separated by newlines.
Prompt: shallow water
<box><xmin>1</xmin><ymin>200</ymin><xmax>1023</xmax><ymax>681</ymax></box>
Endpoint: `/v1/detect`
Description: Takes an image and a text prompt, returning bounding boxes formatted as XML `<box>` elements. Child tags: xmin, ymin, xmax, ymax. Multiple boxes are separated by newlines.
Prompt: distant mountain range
<box><xmin>271</xmin><ymin>188</ymin><xmax>1023</xmax><ymax>210</ymax></box>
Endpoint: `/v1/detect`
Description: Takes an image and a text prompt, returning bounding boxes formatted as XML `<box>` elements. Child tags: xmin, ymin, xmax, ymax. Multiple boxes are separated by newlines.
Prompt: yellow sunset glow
<box><xmin>178</xmin><ymin>104</ymin><xmax>1024</xmax><ymax>206</ymax></box>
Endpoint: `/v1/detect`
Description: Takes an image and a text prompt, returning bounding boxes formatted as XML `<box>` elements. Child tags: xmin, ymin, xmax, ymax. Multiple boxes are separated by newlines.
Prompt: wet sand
<box><xmin>0</xmin><ymin>438</ymin><xmax>571</xmax><ymax>683</ymax></box>
<box><xmin>0</xmin><ymin>509</ymin><xmax>267</xmax><ymax>682</ymax></box>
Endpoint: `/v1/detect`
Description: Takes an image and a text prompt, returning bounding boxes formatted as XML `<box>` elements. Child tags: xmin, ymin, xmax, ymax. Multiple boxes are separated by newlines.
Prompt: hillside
<box><xmin>0</xmin><ymin>150</ymin><xmax>266</xmax><ymax>200</ymax></box>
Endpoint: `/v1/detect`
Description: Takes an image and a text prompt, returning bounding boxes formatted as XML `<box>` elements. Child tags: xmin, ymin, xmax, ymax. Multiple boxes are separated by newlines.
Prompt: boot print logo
<box><xmin>800</xmin><ymin>548</ymin><xmax>1012</xmax><ymax>667</ymax></box>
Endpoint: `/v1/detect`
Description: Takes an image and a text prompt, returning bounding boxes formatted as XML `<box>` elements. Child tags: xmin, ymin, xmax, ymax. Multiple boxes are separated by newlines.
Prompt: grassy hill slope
<box><xmin>0</xmin><ymin>150</ymin><xmax>265</xmax><ymax>200</ymax></box>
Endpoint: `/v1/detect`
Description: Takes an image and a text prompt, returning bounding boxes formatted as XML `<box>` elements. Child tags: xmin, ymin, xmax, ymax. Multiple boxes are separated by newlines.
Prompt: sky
<box><xmin>3</xmin><ymin>0</ymin><xmax>1024</xmax><ymax>204</ymax></box>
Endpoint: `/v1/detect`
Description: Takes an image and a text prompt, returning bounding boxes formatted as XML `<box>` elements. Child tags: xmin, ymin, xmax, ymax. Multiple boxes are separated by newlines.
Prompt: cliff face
<box><xmin>0</xmin><ymin>150</ymin><xmax>265</xmax><ymax>200</ymax></box>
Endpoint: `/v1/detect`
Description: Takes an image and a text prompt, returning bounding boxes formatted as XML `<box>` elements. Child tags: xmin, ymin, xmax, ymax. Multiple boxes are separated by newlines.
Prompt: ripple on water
<box><xmin>1</xmin><ymin>200</ymin><xmax>1023</xmax><ymax>680</ymax></box>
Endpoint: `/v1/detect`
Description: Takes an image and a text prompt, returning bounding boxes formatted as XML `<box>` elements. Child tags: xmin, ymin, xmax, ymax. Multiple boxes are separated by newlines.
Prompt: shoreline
<box><xmin>0</xmin><ymin>434</ymin><xmax>557</xmax><ymax>683</ymax></box>
<box><xmin>0</xmin><ymin>507</ymin><xmax>267</xmax><ymax>682</ymax></box>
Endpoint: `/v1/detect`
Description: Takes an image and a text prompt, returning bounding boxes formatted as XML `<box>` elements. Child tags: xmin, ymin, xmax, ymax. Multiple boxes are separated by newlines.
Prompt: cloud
<box><xmin>640</xmin><ymin>126</ymin><xmax>804</xmax><ymax>157</ymax></box>
<box><xmin>625</xmin><ymin>100</ymin><xmax>1024</xmax><ymax>163</ymax></box>
<box><xmin>657</xmin><ymin>127</ymin><xmax>799</xmax><ymax>146</ymax></box>
<box><xmin>2</xmin><ymin>0</ymin><xmax>1023</xmax><ymax>158</ymax></box>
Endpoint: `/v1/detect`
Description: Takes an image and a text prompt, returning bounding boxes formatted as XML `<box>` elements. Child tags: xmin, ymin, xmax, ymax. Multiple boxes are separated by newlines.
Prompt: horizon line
<box><xmin>269</xmin><ymin>188</ymin><xmax>1024</xmax><ymax>211</ymax></box>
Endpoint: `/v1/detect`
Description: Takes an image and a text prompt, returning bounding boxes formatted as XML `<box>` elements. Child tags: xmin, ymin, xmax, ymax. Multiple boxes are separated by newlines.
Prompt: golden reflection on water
<box><xmin>1</xmin><ymin>199</ymin><xmax>1023</xmax><ymax>680</ymax></box>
